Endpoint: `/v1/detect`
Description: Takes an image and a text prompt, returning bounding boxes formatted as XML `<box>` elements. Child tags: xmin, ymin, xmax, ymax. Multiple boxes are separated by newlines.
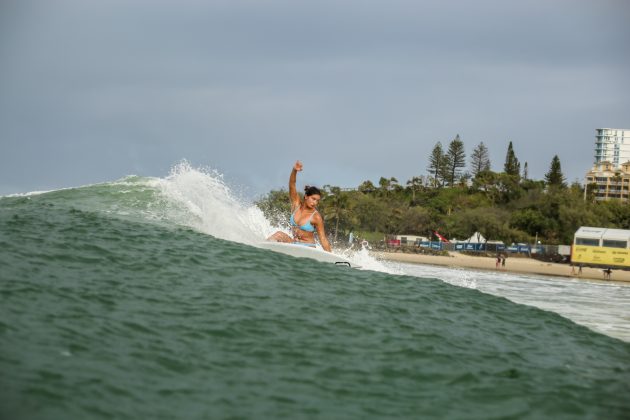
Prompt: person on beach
<box><xmin>603</xmin><ymin>267</ymin><xmax>612</xmax><ymax>280</ymax></box>
<box><xmin>578</xmin><ymin>264</ymin><xmax>583</xmax><ymax>276</ymax></box>
<box><xmin>501</xmin><ymin>256</ymin><xmax>506</xmax><ymax>269</ymax></box>
<box><xmin>496</xmin><ymin>255</ymin><xmax>501</xmax><ymax>269</ymax></box>
<box><xmin>267</xmin><ymin>161</ymin><xmax>332</xmax><ymax>252</ymax></box>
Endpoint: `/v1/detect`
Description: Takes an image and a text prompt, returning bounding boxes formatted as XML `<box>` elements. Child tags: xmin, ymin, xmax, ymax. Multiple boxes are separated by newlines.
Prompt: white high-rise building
<box><xmin>595</xmin><ymin>128</ymin><xmax>630</xmax><ymax>168</ymax></box>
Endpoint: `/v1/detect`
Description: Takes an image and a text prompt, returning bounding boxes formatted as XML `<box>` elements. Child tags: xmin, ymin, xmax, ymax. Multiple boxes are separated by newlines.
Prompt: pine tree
<box><xmin>445</xmin><ymin>135</ymin><xmax>466</xmax><ymax>186</ymax></box>
<box><xmin>470</xmin><ymin>141</ymin><xmax>491</xmax><ymax>177</ymax></box>
<box><xmin>439</xmin><ymin>152</ymin><xmax>450</xmax><ymax>187</ymax></box>
<box><xmin>522</xmin><ymin>162</ymin><xmax>528</xmax><ymax>180</ymax></box>
<box><xmin>545</xmin><ymin>155</ymin><xmax>566</xmax><ymax>188</ymax></box>
<box><xmin>428</xmin><ymin>142</ymin><xmax>444</xmax><ymax>187</ymax></box>
<box><xmin>504</xmin><ymin>141</ymin><xmax>520</xmax><ymax>177</ymax></box>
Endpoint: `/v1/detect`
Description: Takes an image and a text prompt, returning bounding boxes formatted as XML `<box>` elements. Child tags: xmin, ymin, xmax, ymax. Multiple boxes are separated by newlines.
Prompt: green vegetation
<box><xmin>257</xmin><ymin>141</ymin><xmax>630</xmax><ymax>245</ymax></box>
<box><xmin>545</xmin><ymin>155</ymin><xmax>566</xmax><ymax>188</ymax></box>
<box><xmin>503</xmin><ymin>141</ymin><xmax>520</xmax><ymax>177</ymax></box>
<box><xmin>444</xmin><ymin>135</ymin><xmax>466</xmax><ymax>186</ymax></box>
<box><xmin>470</xmin><ymin>142</ymin><xmax>491</xmax><ymax>177</ymax></box>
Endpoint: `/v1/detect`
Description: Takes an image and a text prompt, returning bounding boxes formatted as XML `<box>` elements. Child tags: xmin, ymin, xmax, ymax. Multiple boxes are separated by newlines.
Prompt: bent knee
<box><xmin>268</xmin><ymin>231</ymin><xmax>292</xmax><ymax>243</ymax></box>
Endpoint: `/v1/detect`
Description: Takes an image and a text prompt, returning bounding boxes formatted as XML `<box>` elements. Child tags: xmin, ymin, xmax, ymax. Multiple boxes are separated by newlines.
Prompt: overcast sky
<box><xmin>1</xmin><ymin>0</ymin><xmax>629</xmax><ymax>197</ymax></box>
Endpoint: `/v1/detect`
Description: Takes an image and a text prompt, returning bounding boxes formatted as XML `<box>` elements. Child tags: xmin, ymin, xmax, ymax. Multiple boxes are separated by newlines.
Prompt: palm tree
<box><xmin>322</xmin><ymin>186</ymin><xmax>352</xmax><ymax>243</ymax></box>
<box><xmin>378</xmin><ymin>177</ymin><xmax>391</xmax><ymax>197</ymax></box>
<box><xmin>358</xmin><ymin>180</ymin><xmax>376</xmax><ymax>193</ymax></box>
<box><xmin>406</xmin><ymin>176</ymin><xmax>424</xmax><ymax>203</ymax></box>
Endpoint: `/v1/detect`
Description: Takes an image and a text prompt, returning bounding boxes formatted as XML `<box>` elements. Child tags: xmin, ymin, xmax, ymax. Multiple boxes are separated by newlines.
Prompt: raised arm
<box><xmin>289</xmin><ymin>160</ymin><xmax>303</xmax><ymax>209</ymax></box>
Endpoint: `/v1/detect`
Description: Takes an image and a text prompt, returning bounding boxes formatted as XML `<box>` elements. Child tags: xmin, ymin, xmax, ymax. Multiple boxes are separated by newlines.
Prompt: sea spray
<box><xmin>335</xmin><ymin>243</ymin><xmax>403</xmax><ymax>274</ymax></box>
<box><xmin>156</xmin><ymin>161</ymin><xmax>275</xmax><ymax>245</ymax></box>
<box><xmin>154</xmin><ymin>161</ymin><xmax>396</xmax><ymax>272</ymax></box>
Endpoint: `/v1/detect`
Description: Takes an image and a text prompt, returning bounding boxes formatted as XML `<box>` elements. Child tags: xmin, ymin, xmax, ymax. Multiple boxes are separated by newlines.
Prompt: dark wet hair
<box><xmin>304</xmin><ymin>185</ymin><xmax>321</xmax><ymax>196</ymax></box>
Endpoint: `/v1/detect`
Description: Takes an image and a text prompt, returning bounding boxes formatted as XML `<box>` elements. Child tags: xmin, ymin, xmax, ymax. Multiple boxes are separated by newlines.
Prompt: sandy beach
<box><xmin>375</xmin><ymin>251</ymin><xmax>630</xmax><ymax>283</ymax></box>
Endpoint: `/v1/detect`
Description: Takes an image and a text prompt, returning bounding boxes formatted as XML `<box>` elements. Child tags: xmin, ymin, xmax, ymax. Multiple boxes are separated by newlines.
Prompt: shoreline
<box><xmin>374</xmin><ymin>251</ymin><xmax>630</xmax><ymax>283</ymax></box>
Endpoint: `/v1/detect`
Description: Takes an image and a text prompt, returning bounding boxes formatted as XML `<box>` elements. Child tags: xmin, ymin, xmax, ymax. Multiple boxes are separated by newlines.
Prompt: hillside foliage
<box><xmin>256</xmin><ymin>145</ymin><xmax>630</xmax><ymax>245</ymax></box>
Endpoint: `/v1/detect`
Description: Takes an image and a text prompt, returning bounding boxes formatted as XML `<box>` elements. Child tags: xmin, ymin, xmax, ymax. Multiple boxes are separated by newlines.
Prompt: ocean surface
<box><xmin>1</xmin><ymin>163</ymin><xmax>629</xmax><ymax>419</ymax></box>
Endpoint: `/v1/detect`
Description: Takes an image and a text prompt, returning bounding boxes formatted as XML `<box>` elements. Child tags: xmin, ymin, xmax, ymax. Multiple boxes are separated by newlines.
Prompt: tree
<box><xmin>255</xmin><ymin>189</ymin><xmax>291</xmax><ymax>226</ymax></box>
<box><xmin>406</xmin><ymin>176</ymin><xmax>424</xmax><ymax>203</ymax></box>
<box><xmin>470</xmin><ymin>142</ymin><xmax>491</xmax><ymax>177</ymax></box>
<box><xmin>522</xmin><ymin>161</ymin><xmax>528</xmax><ymax>180</ymax></box>
<box><xmin>603</xmin><ymin>200</ymin><xmax>630</xmax><ymax>229</ymax></box>
<box><xmin>357</xmin><ymin>180</ymin><xmax>376</xmax><ymax>193</ymax></box>
<box><xmin>458</xmin><ymin>172</ymin><xmax>472</xmax><ymax>188</ymax></box>
<box><xmin>444</xmin><ymin>134</ymin><xmax>466</xmax><ymax>186</ymax></box>
<box><xmin>389</xmin><ymin>177</ymin><xmax>402</xmax><ymax>193</ymax></box>
<box><xmin>504</xmin><ymin>141</ymin><xmax>520</xmax><ymax>177</ymax></box>
<box><xmin>378</xmin><ymin>177</ymin><xmax>391</xmax><ymax>194</ymax></box>
<box><xmin>321</xmin><ymin>185</ymin><xmax>356</xmax><ymax>243</ymax></box>
<box><xmin>544</xmin><ymin>155</ymin><xmax>566</xmax><ymax>188</ymax></box>
<box><xmin>378</xmin><ymin>177</ymin><xmax>400</xmax><ymax>195</ymax></box>
<box><xmin>438</xmin><ymin>152</ymin><xmax>451</xmax><ymax>187</ymax></box>
<box><xmin>354</xmin><ymin>194</ymin><xmax>391</xmax><ymax>232</ymax></box>
<box><xmin>427</xmin><ymin>142</ymin><xmax>444</xmax><ymax>187</ymax></box>
<box><xmin>446</xmin><ymin>207</ymin><xmax>529</xmax><ymax>244</ymax></box>
<box><xmin>510</xmin><ymin>208</ymin><xmax>549</xmax><ymax>238</ymax></box>
<box><xmin>398</xmin><ymin>206</ymin><xmax>432</xmax><ymax>234</ymax></box>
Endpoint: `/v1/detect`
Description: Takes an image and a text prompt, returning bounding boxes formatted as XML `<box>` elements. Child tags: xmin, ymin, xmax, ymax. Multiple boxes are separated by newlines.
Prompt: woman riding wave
<box><xmin>268</xmin><ymin>161</ymin><xmax>332</xmax><ymax>252</ymax></box>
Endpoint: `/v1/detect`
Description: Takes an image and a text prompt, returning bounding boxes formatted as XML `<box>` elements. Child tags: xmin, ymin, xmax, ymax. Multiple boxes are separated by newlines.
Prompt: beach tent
<box><xmin>465</xmin><ymin>232</ymin><xmax>486</xmax><ymax>243</ymax></box>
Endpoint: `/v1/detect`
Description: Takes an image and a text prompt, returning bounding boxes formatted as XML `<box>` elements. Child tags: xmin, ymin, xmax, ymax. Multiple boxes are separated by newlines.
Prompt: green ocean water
<box><xmin>1</xmin><ymin>173</ymin><xmax>629</xmax><ymax>419</ymax></box>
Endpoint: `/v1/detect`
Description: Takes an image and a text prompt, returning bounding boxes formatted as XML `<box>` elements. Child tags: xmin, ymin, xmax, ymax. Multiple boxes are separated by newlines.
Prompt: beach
<box><xmin>375</xmin><ymin>251</ymin><xmax>630</xmax><ymax>283</ymax></box>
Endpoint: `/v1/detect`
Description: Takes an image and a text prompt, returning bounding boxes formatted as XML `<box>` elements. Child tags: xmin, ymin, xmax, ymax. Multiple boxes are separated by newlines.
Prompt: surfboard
<box><xmin>258</xmin><ymin>241</ymin><xmax>360</xmax><ymax>268</ymax></box>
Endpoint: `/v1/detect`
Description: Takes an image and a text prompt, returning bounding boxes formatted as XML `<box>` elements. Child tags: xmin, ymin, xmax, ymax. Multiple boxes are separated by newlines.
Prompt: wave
<box><xmin>1</xmin><ymin>161</ymin><xmax>395</xmax><ymax>272</ymax></box>
<box><xmin>1</xmin><ymin>163</ymin><xmax>630</xmax><ymax>419</ymax></box>
<box><xmin>6</xmin><ymin>161</ymin><xmax>628</xmax><ymax>342</ymax></box>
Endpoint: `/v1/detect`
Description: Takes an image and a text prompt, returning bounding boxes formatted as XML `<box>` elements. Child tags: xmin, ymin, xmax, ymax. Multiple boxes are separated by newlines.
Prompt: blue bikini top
<box><xmin>290</xmin><ymin>207</ymin><xmax>317</xmax><ymax>232</ymax></box>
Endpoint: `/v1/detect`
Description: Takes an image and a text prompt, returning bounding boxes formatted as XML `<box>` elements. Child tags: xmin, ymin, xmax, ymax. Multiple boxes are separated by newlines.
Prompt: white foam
<box><xmin>152</xmin><ymin>161</ymin><xmax>274</xmax><ymax>245</ymax></box>
<box><xmin>400</xmin><ymin>262</ymin><xmax>630</xmax><ymax>342</ymax></box>
<box><xmin>335</xmin><ymin>246</ymin><xmax>403</xmax><ymax>274</ymax></box>
<box><xmin>151</xmin><ymin>161</ymin><xmax>394</xmax><ymax>272</ymax></box>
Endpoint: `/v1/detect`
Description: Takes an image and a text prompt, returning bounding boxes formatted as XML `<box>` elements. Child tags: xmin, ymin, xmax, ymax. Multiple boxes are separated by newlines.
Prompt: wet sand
<box><xmin>375</xmin><ymin>251</ymin><xmax>630</xmax><ymax>283</ymax></box>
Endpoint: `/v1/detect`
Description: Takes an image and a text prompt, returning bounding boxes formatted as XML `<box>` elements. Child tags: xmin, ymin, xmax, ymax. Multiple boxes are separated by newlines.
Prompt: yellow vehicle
<box><xmin>572</xmin><ymin>227</ymin><xmax>630</xmax><ymax>269</ymax></box>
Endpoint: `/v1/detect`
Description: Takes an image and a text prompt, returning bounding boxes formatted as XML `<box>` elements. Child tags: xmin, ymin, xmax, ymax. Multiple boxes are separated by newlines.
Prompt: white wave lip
<box><xmin>153</xmin><ymin>161</ymin><xmax>398</xmax><ymax>272</ymax></box>
<box><xmin>155</xmin><ymin>161</ymin><xmax>273</xmax><ymax>245</ymax></box>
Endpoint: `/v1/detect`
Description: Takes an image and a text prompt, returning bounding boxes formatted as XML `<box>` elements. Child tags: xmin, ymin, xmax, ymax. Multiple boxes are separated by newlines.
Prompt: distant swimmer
<box><xmin>267</xmin><ymin>161</ymin><xmax>332</xmax><ymax>252</ymax></box>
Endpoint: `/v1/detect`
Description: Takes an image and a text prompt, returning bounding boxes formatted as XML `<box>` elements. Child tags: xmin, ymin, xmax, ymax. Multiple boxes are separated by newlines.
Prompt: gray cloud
<box><xmin>1</xmin><ymin>0</ymin><xmax>629</xmax><ymax>195</ymax></box>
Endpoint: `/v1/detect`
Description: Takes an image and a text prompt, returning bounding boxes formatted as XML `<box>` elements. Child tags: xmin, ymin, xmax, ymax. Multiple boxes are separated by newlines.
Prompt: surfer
<box><xmin>268</xmin><ymin>161</ymin><xmax>332</xmax><ymax>252</ymax></box>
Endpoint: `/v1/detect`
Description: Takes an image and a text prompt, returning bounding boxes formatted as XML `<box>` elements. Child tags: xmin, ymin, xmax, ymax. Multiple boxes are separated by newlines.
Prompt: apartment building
<box><xmin>595</xmin><ymin>128</ymin><xmax>630</xmax><ymax>168</ymax></box>
<box><xmin>585</xmin><ymin>161</ymin><xmax>630</xmax><ymax>202</ymax></box>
